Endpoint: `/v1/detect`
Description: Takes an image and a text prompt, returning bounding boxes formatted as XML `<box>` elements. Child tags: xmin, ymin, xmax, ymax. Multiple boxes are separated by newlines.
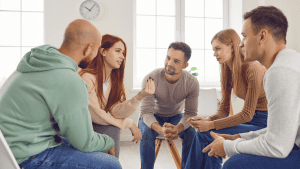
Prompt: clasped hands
<box><xmin>186</xmin><ymin>116</ymin><xmax>240</xmax><ymax>158</ymax></box>
<box><xmin>159</xmin><ymin>123</ymin><xmax>180</xmax><ymax>140</ymax></box>
<box><xmin>186</xmin><ymin>116</ymin><xmax>215</xmax><ymax>132</ymax></box>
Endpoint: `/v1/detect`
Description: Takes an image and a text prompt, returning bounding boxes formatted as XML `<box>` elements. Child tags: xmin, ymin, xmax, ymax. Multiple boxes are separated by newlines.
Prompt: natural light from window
<box><xmin>134</xmin><ymin>0</ymin><xmax>226</xmax><ymax>89</ymax></box>
<box><xmin>0</xmin><ymin>0</ymin><xmax>44</xmax><ymax>87</ymax></box>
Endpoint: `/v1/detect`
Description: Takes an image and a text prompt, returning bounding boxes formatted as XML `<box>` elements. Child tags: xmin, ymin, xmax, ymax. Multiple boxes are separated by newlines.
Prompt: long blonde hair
<box><xmin>211</xmin><ymin>29</ymin><xmax>245</xmax><ymax>100</ymax></box>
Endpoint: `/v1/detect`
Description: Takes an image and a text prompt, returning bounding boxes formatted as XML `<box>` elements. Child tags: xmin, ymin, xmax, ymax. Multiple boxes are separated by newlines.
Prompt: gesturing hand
<box><xmin>136</xmin><ymin>77</ymin><xmax>155</xmax><ymax>100</ymax></box>
<box><xmin>202</xmin><ymin>132</ymin><xmax>226</xmax><ymax>158</ymax></box>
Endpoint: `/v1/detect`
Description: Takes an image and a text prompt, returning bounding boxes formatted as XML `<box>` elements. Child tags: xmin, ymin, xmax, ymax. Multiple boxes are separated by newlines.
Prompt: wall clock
<box><xmin>79</xmin><ymin>0</ymin><xmax>101</xmax><ymax>20</ymax></box>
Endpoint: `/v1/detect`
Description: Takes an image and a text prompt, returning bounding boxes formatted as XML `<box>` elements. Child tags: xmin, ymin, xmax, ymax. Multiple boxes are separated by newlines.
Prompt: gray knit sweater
<box><xmin>140</xmin><ymin>68</ymin><xmax>199</xmax><ymax>130</ymax></box>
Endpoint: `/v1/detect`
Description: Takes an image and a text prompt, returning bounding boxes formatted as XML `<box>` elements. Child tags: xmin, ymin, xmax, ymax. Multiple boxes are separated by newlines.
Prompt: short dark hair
<box><xmin>243</xmin><ymin>6</ymin><xmax>288</xmax><ymax>43</ymax></box>
<box><xmin>168</xmin><ymin>42</ymin><xmax>192</xmax><ymax>62</ymax></box>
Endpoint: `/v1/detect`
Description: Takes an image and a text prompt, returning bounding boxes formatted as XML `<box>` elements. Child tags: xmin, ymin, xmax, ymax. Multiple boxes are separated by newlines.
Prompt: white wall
<box><xmin>264</xmin><ymin>0</ymin><xmax>300</xmax><ymax>52</ymax></box>
<box><xmin>45</xmin><ymin>0</ymin><xmax>135</xmax><ymax>141</ymax></box>
<box><xmin>44</xmin><ymin>0</ymin><xmax>300</xmax><ymax>141</ymax></box>
<box><xmin>242</xmin><ymin>0</ymin><xmax>300</xmax><ymax>52</ymax></box>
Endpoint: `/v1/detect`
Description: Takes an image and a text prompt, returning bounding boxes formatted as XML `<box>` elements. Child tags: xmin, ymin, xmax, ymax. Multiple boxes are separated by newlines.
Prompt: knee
<box><xmin>105</xmin><ymin>156</ymin><xmax>122</xmax><ymax>169</ymax></box>
<box><xmin>180</xmin><ymin>127</ymin><xmax>196</xmax><ymax>139</ymax></box>
<box><xmin>141</xmin><ymin>127</ymin><xmax>157</xmax><ymax>141</ymax></box>
<box><xmin>222</xmin><ymin>158</ymin><xmax>237</xmax><ymax>169</ymax></box>
<box><xmin>94</xmin><ymin>154</ymin><xmax>122</xmax><ymax>169</ymax></box>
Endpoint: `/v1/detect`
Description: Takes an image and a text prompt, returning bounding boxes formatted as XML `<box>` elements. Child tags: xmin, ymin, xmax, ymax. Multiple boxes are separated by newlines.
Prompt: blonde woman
<box><xmin>185</xmin><ymin>29</ymin><xmax>268</xmax><ymax>169</ymax></box>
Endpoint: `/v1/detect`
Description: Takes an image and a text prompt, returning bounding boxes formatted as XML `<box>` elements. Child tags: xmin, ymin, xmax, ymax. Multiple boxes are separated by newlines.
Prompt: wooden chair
<box><xmin>154</xmin><ymin>135</ymin><xmax>181</xmax><ymax>169</ymax></box>
<box><xmin>138</xmin><ymin>88</ymin><xmax>234</xmax><ymax>169</ymax></box>
<box><xmin>139</xmin><ymin>134</ymin><xmax>181</xmax><ymax>169</ymax></box>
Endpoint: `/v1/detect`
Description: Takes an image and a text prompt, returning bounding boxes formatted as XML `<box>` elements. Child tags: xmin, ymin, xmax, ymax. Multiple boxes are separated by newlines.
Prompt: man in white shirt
<box><xmin>201</xmin><ymin>6</ymin><xmax>300</xmax><ymax>169</ymax></box>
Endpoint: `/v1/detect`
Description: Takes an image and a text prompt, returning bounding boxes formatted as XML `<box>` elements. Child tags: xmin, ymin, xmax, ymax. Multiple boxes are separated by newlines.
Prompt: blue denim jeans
<box><xmin>139</xmin><ymin>113</ymin><xmax>196</xmax><ymax>169</ymax></box>
<box><xmin>184</xmin><ymin>110</ymin><xmax>268</xmax><ymax>169</ymax></box>
<box><xmin>19</xmin><ymin>137</ymin><xmax>122</xmax><ymax>169</ymax></box>
<box><xmin>223</xmin><ymin>144</ymin><xmax>300</xmax><ymax>169</ymax></box>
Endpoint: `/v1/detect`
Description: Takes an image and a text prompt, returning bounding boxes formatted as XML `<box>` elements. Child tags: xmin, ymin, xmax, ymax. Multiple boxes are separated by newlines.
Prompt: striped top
<box><xmin>209</xmin><ymin>61</ymin><xmax>268</xmax><ymax>130</ymax></box>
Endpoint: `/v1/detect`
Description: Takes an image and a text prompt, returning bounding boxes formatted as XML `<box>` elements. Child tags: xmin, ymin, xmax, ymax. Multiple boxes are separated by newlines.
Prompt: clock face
<box><xmin>80</xmin><ymin>0</ymin><xmax>101</xmax><ymax>20</ymax></box>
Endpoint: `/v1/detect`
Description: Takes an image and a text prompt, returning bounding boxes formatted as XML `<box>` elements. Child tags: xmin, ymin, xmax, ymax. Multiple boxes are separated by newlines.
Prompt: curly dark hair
<box><xmin>168</xmin><ymin>42</ymin><xmax>192</xmax><ymax>62</ymax></box>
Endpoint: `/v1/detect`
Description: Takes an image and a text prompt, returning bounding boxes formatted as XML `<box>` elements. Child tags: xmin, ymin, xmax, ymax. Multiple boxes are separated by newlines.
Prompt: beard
<box><xmin>78</xmin><ymin>57</ymin><xmax>91</xmax><ymax>69</ymax></box>
<box><xmin>165</xmin><ymin>65</ymin><xmax>178</xmax><ymax>75</ymax></box>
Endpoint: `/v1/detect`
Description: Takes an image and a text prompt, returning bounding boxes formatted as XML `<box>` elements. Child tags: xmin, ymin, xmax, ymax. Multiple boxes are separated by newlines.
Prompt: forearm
<box><xmin>57</xmin><ymin>111</ymin><xmax>114</xmax><ymax>152</ymax></box>
<box><xmin>212</xmin><ymin>112</ymin><xmax>251</xmax><ymax>130</ymax></box>
<box><xmin>175</xmin><ymin>123</ymin><xmax>184</xmax><ymax>133</ymax></box>
<box><xmin>239</xmin><ymin>127</ymin><xmax>267</xmax><ymax>140</ymax></box>
<box><xmin>209</xmin><ymin>110</ymin><xmax>229</xmax><ymax>121</ymax></box>
<box><xmin>110</xmin><ymin>96</ymin><xmax>140</xmax><ymax>119</ymax></box>
<box><xmin>89</xmin><ymin>101</ymin><xmax>125</xmax><ymax>129</ymax></box>
<box><xmin>151</xmin><ymin>122</ymin><xmax>163</xmax><ymax>135</ymax></box>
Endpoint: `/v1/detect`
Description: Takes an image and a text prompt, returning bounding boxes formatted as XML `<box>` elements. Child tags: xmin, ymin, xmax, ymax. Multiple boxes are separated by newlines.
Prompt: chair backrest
<box><xmin>0</xmin><ymin>130</ymin><xmax>20</xmax><ymax>169</ymax></box>
<box><xmin>197</xmin><ymin>88</ymin><xmax>219</xmax><ymax>118</ymax></box>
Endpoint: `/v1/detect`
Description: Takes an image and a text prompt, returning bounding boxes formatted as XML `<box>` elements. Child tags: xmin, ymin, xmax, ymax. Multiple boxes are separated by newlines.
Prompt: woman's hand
<box><xmin>190</xmin><ymin>120</ymin><xmax>215</xmax><ymax>132</ymax></box>
<box><xmin>129</xmin><ymin>122</ymin><xmax>142</xmax><ymax>143</ymax></box>
<box><xmin>135</xmin><ymin>77</ymin><xmax>155</xmax><ymax>100</ymax></box>
<box><xmin>187</xmin><ymin>116</ymin><xmax>215</xmax><ymax>132</ymax></box>
<box><xmin>186</xmin><ymin>116</ymin><xmax>211</xmax><ymax>123</ymax></box>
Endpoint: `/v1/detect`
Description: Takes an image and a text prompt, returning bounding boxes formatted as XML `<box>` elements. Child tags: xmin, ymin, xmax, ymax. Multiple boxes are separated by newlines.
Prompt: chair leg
<box><xmin>154</xmin><ymin>139</ymin><xmax>163</xmax><ymax>163</ymax></box>
<box><xmin>166</xmin><ymin>140</ymin><xmax>181</xmax><ymax>169</ymax></box>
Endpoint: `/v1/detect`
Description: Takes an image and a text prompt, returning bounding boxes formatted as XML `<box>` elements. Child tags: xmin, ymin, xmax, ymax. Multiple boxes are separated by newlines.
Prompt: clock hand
<box><xmin>90</xmin><ymin>4</ymin><xmax>96</xmax><ymax>10</ymax></box>
<box><xmin>85</xmin><ymin>6</ymin><xmax>91</xmax><ymax>11</ymax></box>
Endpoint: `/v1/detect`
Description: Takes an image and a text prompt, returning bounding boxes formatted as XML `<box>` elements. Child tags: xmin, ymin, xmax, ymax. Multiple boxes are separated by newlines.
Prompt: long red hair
<box><xmin>211</xmin><ymin>29</ymin><xmax>245</xmax><ymax>100</ymax></box>
<box><xmin>78</xmin><ymin>34</ymin><xmax>127</xmax><ymax>112</ymax></box>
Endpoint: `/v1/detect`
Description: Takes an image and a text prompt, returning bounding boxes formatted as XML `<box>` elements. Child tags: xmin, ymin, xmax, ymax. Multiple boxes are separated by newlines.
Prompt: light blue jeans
<box><xmin>19</xmin><ymin>137</ymin><xmax>122</xmax><ymax>169</ymax></box>
<box><xmin>139</xmin><ymin>113</ymin><xmax>196</xmax><ymax>169</ymax></box>
<box><xmin>184</xmin><ymin>110</ymin><xmax>268</xmax><ymax>169</ymax></box>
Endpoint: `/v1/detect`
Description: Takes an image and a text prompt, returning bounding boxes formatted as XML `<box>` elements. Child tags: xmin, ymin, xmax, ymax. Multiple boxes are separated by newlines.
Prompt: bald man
<box><xmin>0</xmin><ymin>19</ymin><xmax>122</xmax><ymax>169</ymax></box>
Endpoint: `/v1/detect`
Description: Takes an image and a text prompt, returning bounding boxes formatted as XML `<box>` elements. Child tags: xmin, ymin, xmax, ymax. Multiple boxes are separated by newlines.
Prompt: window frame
<box><xmin>133</xmin><ymin>0</ymin><xmax>229</xmax><ymax>90</ymax></box>
<box><xmin>0</xmin><ymin>1</ymin><xmax>44</xmax><ymax>87</ymax></box>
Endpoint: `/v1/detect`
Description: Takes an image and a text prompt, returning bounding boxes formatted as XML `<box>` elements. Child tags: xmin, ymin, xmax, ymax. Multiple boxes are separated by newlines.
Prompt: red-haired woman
<box><xmin>78</xmin><ymin>34</ymin><xmax>155</xmax><ymax>158</ymax></box>
<box><xmin>184</xmin><ymin>29</ymin><xmax>268</xmax><ymax>169</ymax></box>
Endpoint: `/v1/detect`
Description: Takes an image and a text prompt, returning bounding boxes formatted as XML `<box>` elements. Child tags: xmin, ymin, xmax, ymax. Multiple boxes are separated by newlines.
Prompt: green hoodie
<box><xmin>0</xmin><ymin>45</ymin><xmax>114</xmax><ymax>164</ymax></box>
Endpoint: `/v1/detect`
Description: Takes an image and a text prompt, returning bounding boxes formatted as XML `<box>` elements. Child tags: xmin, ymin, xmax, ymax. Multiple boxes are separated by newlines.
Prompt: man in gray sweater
<box><xmin>201</xmin><ymin>6</ymin><xmax>300</xmax><ymax>169</ymax></box>
<box><xmin>139</xmin><ymin>42</ymin><xmax>199</xmax><ymax>169</ymax></box>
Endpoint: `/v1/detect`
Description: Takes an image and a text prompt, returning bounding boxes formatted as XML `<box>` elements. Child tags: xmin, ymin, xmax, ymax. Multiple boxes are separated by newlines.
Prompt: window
<box><xmin>133</xmin><ymin>0</ymin><xmax>228</xmax><ymax>89</ymax></box>
<box><xmin>0</xmin><ymin>0</ymin><xmax>44</xmax><ymax>86</ymax></box>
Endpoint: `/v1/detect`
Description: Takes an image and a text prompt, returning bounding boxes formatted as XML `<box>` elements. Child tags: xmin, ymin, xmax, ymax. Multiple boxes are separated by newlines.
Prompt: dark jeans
<box><xmin>184</xmin><ymin>110</ymin><xmax>268</xmax><ymax>169</ymax></box>
<box><xmin>139</xmin><ymin>113</ymin><xmax>196</xmax><ymax>169</ymax></box>
<box><xmin>19</xmin><ymin>137</ymin><xmax>122</xmax><ymax>169</ymax></box>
